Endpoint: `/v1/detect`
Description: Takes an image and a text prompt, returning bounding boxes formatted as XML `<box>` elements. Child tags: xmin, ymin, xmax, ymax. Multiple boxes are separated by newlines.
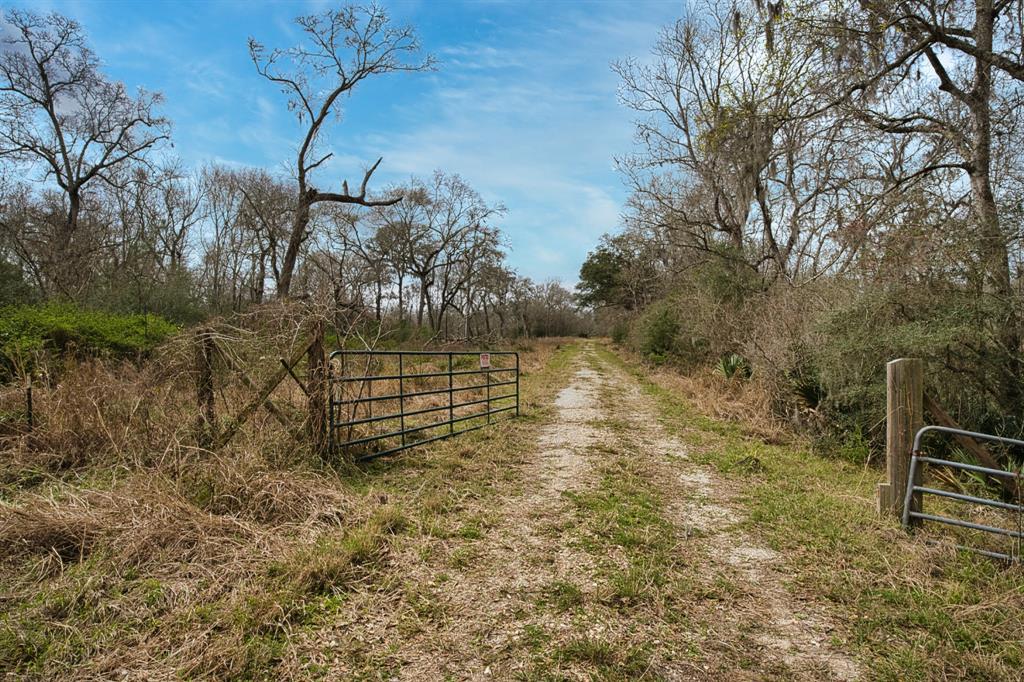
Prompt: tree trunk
<box><xmin>255</xmin><ymin>254</ymin><xmax>266</xmax><ymax>304</ymax></box>
<box><xmin>55</xmin><ymin>188</ymin><xmax>82</xmax><ymax>295</ymax></box>
<box><xmin>969</xmin><ymin>0</ymin><xmax>1021</xmax><ymax>408</ymax></box>
<box><xmin>416</xmin><ymin>276</ymin><xmax>429</xmax><ymax>326</ymax></box>
<box><xmin>278</xmin><ymin>191</ymin><xmax>313</xmax><ymax>298</ymax></box>
<box><xmin>375</xmin><ymin>279</ymin><xmax>382</xmax><ymax>321</ymax></box>
<box><xmin>416</xmin><ymin>287</ymin><xmax>423</xmax><ymax>326</ymax></box>
<box><xmin>66</xmin><ymin>189</ymin><xmax>80</xmax><ymax>242</ymax></box>
<box><xmin>397</xmin><ymin>271</ymin><xmax>405</xmax><ymax>324</ymax></box>
<box><xmin>427</xmin><ymin>292</ymin><xmax>437</xmax><ymax>331</ymax></box>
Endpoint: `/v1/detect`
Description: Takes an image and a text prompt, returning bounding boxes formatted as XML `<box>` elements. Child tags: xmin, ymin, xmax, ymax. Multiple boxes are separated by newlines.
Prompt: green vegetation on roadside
<box><xmin>0</xmin><ymin>303</ymin><xmax>177</xmax><ymax>378</ymax></box>
<box><xmin>517</xmin><ymin>439</ymin><xmax>676</xmax><ymax>677</ymax></box>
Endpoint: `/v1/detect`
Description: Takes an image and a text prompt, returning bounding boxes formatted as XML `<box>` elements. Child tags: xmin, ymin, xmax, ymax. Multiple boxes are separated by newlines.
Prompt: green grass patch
<box><xmin>607</xmin><ymin>343</ymin><xmax>1024</xmax><ymax>681</ymax></box>
<box><xmin>0</xmin><ymin>303</ymin><xmax>177</xmax><ymax>378</ymax></box>
<box><xmin>519</xmin><ymin>628</ymin><xmax>654</xmax><ymax>680</ymax></box>
<box><xmin>565</xmin><ymin>445</ymin><xmax>692</xmax><ymax>615</ymax></box>
<box><xmin>538</xmin><ymin>580</ymin><xmax>585</xmax><ymax>613</ymax></box>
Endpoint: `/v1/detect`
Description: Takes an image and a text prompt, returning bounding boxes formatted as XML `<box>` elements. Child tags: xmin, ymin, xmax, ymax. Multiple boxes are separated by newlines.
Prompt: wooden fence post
<box><xmin>195</xmin><ymin>328</ymin><xmax>216</xmax><ymax>447</ymax></box>
<box><xmin>306</xmin><ymin>320</ymin><xmax>328</xmax><ymax>454</ymax></box>
<box><xmin>214</xmin><ymin>343</ymin><xmax>304</xmax><ymax>442</ymax></box>
<box><xmin>877</xmin><ymin>358</ymin><xmax>924</xmax><ymax>520</ymax></box>
<box><xmin>25</xmin><ymin>374</ymin><xmax>33</xmax><ymax>432</ymax></box>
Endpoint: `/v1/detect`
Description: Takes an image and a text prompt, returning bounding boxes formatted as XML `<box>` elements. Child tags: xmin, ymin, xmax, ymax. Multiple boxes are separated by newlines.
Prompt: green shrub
<box><xmin>610</xmin><ymin>319</ymin><xmax>630</xmax><ymax>345</ymax></box>
<box><xmin>812</xmin><ymin>427</ymin><xmax>873</xmax><ymax>465</ymax></box>
<box><xmin>0</xmin><ymin>304</ymin><xmax>177</xmax><ymax>378</ymax></box>
<box><xmin>630</xmin><ymin>297</ymin><xmax>714</xmax><ymax>368</ymax></box>
<box><xmin>809</xmin><ymin>284</ymin><xmax>1021</xmax><ymax>458</ymax></box>
<box><xmin>638</xmin><ymin>302</ymin><xmax>680</xmax><ymax>361</ymax></box>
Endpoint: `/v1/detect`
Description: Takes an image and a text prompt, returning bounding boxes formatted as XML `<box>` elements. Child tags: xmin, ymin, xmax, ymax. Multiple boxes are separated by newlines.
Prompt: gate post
<box><xmin>194</xmin><ymin>327</ymin><xmax>216</xmax><ymax>447</ymax></box>
<box><xmin>24</xmin><ymin>374</ymin><xmax>33</xmax><ymax>432</ymax></box>
<box><xmin>307</xmin><ymin>319</ymin><xmax>327</xmax><ymax>454</ymax></box>
<box><xmin>877</xmin><ymin>358</ymin><xmax>924</xmax><ymax>519</ymax></box>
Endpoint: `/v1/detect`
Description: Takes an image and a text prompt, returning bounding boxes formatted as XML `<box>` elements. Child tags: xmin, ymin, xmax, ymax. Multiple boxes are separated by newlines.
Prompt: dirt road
<box><xmin>8</xmin><ymin>339</ymin><xmax>1019</xmax><ymax>679</ymax></box>
<box><xmin>312</xmin><ymin>342</ymin><xmax>861</xmax><ymax>679</ymax></box>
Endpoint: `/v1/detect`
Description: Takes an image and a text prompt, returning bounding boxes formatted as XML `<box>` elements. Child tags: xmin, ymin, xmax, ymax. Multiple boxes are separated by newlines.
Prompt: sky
<box><xmin>8</xmin><ymin>0</ymin><xmax>685</xmax><ymax>285</ymax></box>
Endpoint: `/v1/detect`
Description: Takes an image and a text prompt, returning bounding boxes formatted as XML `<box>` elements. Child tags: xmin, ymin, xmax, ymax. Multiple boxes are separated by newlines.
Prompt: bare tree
<box><xmin>0</xmin><ymin>174</ymin><xmax>46</xmax><ymax>295</ymax></box>
<box><xmin>235</xmin><ymin>168</ymin><xmax>293</xmax><ymax>299</ymax></box>
<box><xmin>249</xmin><ymin>4</ymin><xmax>434</xmax><ymax>298</ymax></box>
<box><xmin>198</xmin><ymin>164</ymin><xmax>247</xmax><ymax>311</ymax></box>
<box><xmin>403</xmin><ymin>172</ymin><xmax>504</xmax><ymax>331</ymax></box>
<box><xmin>138</xmin><ymin>163</ymin><xmax>204</xmax><ymax>276</ymax></box>
<box><xmin>795</xmin><ymin>0</ymin><xmax>1024</xmax><ymax>406</ymax></box>
<box><xmin>615</xmin><ymin>2</ymin><xmax>875</xmax><ymax>287</ymax></box>
<box><xmin>803</xmin><ymin>0</ymin><xmax>1022</xmax><ymax>297</ymax></box>
<box><xmin>0</xmin><ymin>9</ymin><xmax>169</xmax><ymax>295</ymax></box>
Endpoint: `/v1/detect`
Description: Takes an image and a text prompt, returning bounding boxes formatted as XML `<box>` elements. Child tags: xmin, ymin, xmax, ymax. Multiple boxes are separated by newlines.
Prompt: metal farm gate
<box><xmin>903</xmin><ymin>425</ymin><xmax>1024</xmax><ymax>562</ymax></box>
<box><xmin>328</xmin><ymin>349</ymin><xmax>519</xmax><ymax>461</ymax></box>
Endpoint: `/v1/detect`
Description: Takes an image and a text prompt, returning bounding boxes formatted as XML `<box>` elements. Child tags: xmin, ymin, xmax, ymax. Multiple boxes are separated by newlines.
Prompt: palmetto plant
<box><xmin>791</xmin><ymin>376</ymin><xmax>826</xmax><ymax>412</ymax></box>
<box><xmin>716</xmin><ymin>353</ymin><xmax>752</xmax><ymax>380</ymax></box>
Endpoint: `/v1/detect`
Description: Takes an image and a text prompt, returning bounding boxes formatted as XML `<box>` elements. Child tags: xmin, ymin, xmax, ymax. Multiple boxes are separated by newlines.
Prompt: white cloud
<box><xmin>326</xmin><ymin>7</ymin><xmax>672</xmax><ymax>282</ymax></box>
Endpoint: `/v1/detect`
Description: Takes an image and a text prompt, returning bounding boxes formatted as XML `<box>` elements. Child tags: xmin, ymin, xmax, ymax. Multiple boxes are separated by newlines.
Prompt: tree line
<box><xmin>0</xmin><ymin>6</ymin><xmax>588</xmax><ymax>340</ymax></box>
<box><xmin>579</xmin><ymin>0</ymin><xmax>1024</xmax><ymax>455</ymax></box>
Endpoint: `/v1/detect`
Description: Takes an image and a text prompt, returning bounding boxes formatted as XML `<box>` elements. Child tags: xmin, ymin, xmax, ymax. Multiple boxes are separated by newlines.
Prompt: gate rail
<box><xmin>328</xmin><ymin>350</ymin><xmax>519</xmax><ymax>461</ymax></box>
<box><xmin>903</xmin><ymin>425</ymin><xmax>1024</xmax><ymax>561</ymax></box>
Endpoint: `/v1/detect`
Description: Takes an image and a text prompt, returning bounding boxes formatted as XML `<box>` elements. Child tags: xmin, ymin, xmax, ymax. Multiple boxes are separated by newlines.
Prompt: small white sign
<box><xmin>479</xmin><ymin>352</ymin><xmax>491</xmax><ymax>369</ymax></box>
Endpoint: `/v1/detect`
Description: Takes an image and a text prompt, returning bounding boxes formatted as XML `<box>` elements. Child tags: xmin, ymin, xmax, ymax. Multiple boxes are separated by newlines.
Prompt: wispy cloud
<box><xmin>339</xmin><ymin>4</ymin><xmax>673</xmax><ymax>283</ymax></box>
<box><xmin>5</xmin><ymin>0</ymin><xmax>681</xmax><ymax>284</ymax></box>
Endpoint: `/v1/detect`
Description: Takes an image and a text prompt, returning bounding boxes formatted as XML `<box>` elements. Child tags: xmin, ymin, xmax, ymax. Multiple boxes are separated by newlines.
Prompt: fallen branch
<box><xmin>924</xmin><ymin>393</ymin><xmax>1019</xmax><ymax>500</ymax></box>
<box><xmin>214</xmin><ymin>342</ymin><xmax>303</xmax><ymax>443</ymax></box>
<box><xmin>214</xmin><ymin>338</ymin><xmax>316</xmax><ymax>449</ymax></box>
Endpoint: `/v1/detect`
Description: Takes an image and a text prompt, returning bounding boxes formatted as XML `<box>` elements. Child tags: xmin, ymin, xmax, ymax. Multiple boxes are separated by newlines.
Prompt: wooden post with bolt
<box><xmin>877</xmin><ymin>358</ymin><xmax>924</xmax><ymax>520</ymax></box>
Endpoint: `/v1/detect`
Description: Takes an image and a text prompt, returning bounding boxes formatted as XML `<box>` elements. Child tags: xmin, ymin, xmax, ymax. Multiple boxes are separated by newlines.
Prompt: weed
<box><xmin>0</xmin><ymin>339</ymin><xmax>592</xmax><ymax>678</ymax></box>
<box><xmin>539</xmin><ymin>580</ymin><xmax>584</xmax><ymax>613</ymax></box>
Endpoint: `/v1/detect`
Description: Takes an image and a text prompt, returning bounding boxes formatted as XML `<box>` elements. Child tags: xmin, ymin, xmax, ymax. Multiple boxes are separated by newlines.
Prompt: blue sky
<box><xmin>10</xmin><ymin>0</ymin><xmax>684</xmax><ymax>284</ymax></box>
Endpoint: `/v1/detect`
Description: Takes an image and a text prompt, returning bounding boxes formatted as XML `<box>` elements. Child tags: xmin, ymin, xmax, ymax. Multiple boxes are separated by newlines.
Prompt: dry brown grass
<box><xmin>0</xmin><ymin>326</ymin><xmax>571</xmax><ymax>679</ymax></box>
<box><xmin>0</xmin><ymin>303</ymin><xmax>330</xmax><ymax>486</ymax></box>
<box><xmin>612</xmin><ymin>344</ymin><xmax>791</xmax><ymax>444</ymax></box>
<box><xmin>1</xmin><ymin>475</ymin><xmax>260</xmax><ymax>573</ymax></box>
<box><xmin>661</xmin><ymin>368</ymin><xmax>782</xmax><ymax>431</ymax></box>
<box><xmin>176</xmin><ymin>455</ymin><xmax>354</xmax><ymax>524</ymax></box>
